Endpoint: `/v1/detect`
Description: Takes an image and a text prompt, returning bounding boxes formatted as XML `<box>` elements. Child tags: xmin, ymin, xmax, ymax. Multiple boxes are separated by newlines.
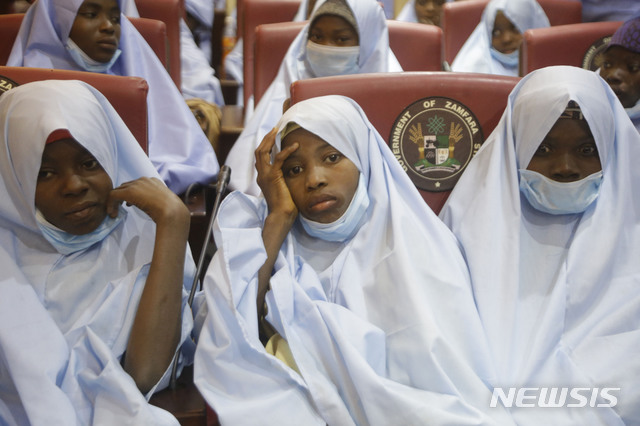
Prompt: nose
<box><xmin>425</xmin><ymin>1</ymin><xmax>435</xmax><ymax>11</ymax></box>
<box><xmin>550</xmin><ymin>153</ymin><xmax>581</xmax><ymax>182</ymax></box>
<box><xmin>305</xmin><ymin>165</ymin><xmax>328</xmax><ymax>190</ymax></box>
<box><xmin>61</xmin><ymin>173</ymin><xmax>89</xmax><ymax>196</ymax></box>
<box><xmin>604</xmin><ymin>67</ymin><xmax>624</xmax><ymax>85</ymax></box>
<box><xmin>99</xmin><ymin>15</ymin><xmax>115</xmax><ymax>33</ymax></box>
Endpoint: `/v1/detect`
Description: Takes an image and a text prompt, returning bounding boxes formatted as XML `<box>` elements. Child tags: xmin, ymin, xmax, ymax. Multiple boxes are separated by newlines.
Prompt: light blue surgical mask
<box><xmin>299</xmin><ymin>173</ymin><xmax>369</xmax><ymax>242</ymax></box>
<box><xmin>490</xmin><ymin>47</ymin><xmax>519</xmax><ymax>68</ymax></box>
<box><xmin>519</xmin><ymin>169</ymin><xmax>603</xmax><ymax>215</ymax></box>
<box><xmin>66</xmin><ymin>38</ymin><xmax>121</xmax><ymax>73</ymax></box>
<box><xmin>36</xmin><ymin>206</ymin><xmax>126</xmax><ymax>255</ymax></box>
<box><xmin>305</xmin><ymin>40</ymin><xmax>360</xmax><ymax>77</ymax></box>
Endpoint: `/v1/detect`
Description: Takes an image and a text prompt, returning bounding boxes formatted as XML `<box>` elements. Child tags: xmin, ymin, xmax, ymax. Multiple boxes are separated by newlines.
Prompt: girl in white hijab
<box><xmin>7</xmin><ymin>0</ymin><xmax>220</xmax><ymax>195</ymax></box>
<box><xmin>225</xmin><ymin>0</ymin><xmax>402</xmax><ymax>196</ymax></box>
<box><xmin>440</xmin><ymin>66</ymin><xmax>640</xmax><ymax>424</ymax></box>
<box><xmin>195</xmin><ymin>95</ymin><xmax>515</xmax><ymax>425</ymax></box>
<box><xmin>451</xmin><ymin>0</ymin><xmax>549</xmax><ymax>76</ymax></box>
<box><xmin>0</xmin><ymin>80</ymin><xmax>201</xmax><ymax>425</ymax></box>
<box><xmin>396</xmin><ymin>0</ymin><xmax>452</xmax><ymax>27</ymax></box>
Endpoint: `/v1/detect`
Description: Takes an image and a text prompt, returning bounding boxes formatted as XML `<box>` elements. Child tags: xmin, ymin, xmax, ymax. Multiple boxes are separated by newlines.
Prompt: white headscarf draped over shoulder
<box><xmin>451</xmin><ymin>0</ymin><xmax>549</xmax><ymax>76</ymax></box>
<box><xmin>0</xmin><ymin>80</ymin><xmax>196</xmax><ymax>425</ymax></box>
<box><xmin>225</xmin><ymin>0</ymin><xmax>402</xmax><ymax>196</ymax></box>
<box><xmin>7</xmin><ymin>0</ymin><xmax>220</xmax><ymax>194</ymax></box>
<box><xmin>195</xmin><ymin>95</ymin><xmax>514</xmax><ymax>425</ymax></box>
<box><xmin>440</xmin><ymin>66</ymin><xmax>640</xmax><ymax>424</ymax></box>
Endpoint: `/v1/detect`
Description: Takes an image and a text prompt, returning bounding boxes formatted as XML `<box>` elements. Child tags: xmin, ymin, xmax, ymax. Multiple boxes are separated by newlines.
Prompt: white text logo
<box><xmin>490</xmin><ymin>387</ymin><xmax>620</xmax><ymax>408</ymax></box>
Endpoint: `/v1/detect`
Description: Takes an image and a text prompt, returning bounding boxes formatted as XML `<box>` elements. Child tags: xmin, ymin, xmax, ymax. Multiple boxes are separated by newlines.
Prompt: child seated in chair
<box><xmin>599</xmin><ymin>16</ymin><xmax>640</xmax><ymax>133</ymax></box>
<box><xmin>7</xmin><ymin>0</ymin><xmax>220</xmax><ymax>195</ymax></box>
<box><xmin>441</xmin><ymin>65</ymin><xmax>640</xmax><ymax>423</ymax></box>
<box><xmin>194</xmin><ymin>95</ymin><xmax>515</xmax><ymax>425</ymax></box>
<box><xmin>225</xmin><ymin>0</ymin><xmax>402</xmax><ymax>196</ymax></box>
<box><xmin>451</xmin><ymin>0</ymin><xmax>549</xmax><ymax>76</ymax></box>
<box><xmin>0</xmin><ymin>80</ymin><xmax>202</xmax><ymax>425</ymax></box>
<box><xmin>396</xmin><ymin>0</ymin><xmax>451</xmax><ymax>27</ymax></box>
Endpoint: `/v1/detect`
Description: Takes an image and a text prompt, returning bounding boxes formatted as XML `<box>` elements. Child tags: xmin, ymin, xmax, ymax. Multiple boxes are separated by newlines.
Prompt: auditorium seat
<box><xmin>0</xmin><ymin>66</ymin><xmax>149</xmax><ymax>151</ymax></box>
<box><xmin>289</xmin><ymin>72</ymin><xmax>520</xmax><ymax>214</ymax></box>
<box><xmin>253</xmin><ymin>20</ymin><xmax>443</xmax><ymax>107</ymax></box>
<box><xmin>442</xmin><ymin>0</ymin><xmax>582</xmax><ymax>65</ymax></box>
<box><xmin>135</xmin><ymin>0</ymin><xmax>184</xmax><ymax>88</ymax></box>
<box><xmin>241</xmin><ymin>0</ymin><xmax>302</xmax><ymax>107</ymax></box>
<box><xmin>520</xmin><ymin>21</ymin><xmax>623</xmax><ymax>76</ymax></box>
<box><xmin>0</xmin><ymin>13</ymin><xmax>170</xmax><ymax>73</ymax></box>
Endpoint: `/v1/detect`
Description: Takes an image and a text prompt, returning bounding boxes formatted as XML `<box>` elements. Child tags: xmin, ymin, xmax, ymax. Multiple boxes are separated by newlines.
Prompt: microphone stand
<box><xmin>169</xmin><ymin>165</ymin><xmax>231</xmax><ymax>390</ymax></box>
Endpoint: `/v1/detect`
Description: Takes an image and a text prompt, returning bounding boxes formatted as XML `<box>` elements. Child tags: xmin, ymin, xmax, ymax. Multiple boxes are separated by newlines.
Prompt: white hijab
<box><xmin>225</xmin><ymin>0</ymin><xmax>402</xmax><ymax>196</ymax></box>
<box><xmin>451</xmin><ymin>0</ymin><xmax>549</xmax><ymax>76</ymax></box>
<box><xmin>0</xmin><ymin>80</ymin><xmax>197</xmax><ymax>425</ymax></box>
<box><xmin>396</xmin><ymin>0</ymin><xmax>453</xmax><ymax>24</ymax></box>
<box><xmin>7</xmin><ymin>0</ymin><xmax>220</xmax><ymax>194</ymax></box>
<box><xmin>440</xmin><ymin>66</ymin><xmax>640</xmax><ymax>424</ymax></box>
<box><xmin>195</xmin><ymin>95</ymin><xmax>514</xmax><ymax>425</ymax></box>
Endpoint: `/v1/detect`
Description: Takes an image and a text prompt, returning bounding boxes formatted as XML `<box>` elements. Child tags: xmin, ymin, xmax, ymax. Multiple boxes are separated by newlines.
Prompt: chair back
<box><xmin>520</xmin><ymin>21</ymin><xmax>623</xmax><ymax>75</ymax></box>
<box><xmin>442</xmin><ymin>0</ymin><xmax>582</xmax><ymax>65</ymax></box>
<box><xmin>289</xmin><ymin>72</ymin><xmax>520</xmax><ymax>213</ymax></box>
<box><xmin>0</xmin><ymin>14</ymin><xmax>169</xmax><ymax>73</ymax></box>
<box><xmin>0</xmin><ymin>14</ymin><xmax>25</xmax><ymax>66</ymax></box>
<box><xmin>253</xmin><ymin>20</ymin><xmax>444</xmax><ymax>107</ymax></box>
<box><xmin>135</xmin><ymin>0</ymin><xmax>184</xmax><ymax>88</ymax></box>
<box><xmin>0</xmin><ymin>66</ymin><xmax>149</xmax><ymax>153</ymax></box>
<box><xmin>242</xmin><ymin>0</ymin><xmax>302</xmax><ymax>107</ymax></box>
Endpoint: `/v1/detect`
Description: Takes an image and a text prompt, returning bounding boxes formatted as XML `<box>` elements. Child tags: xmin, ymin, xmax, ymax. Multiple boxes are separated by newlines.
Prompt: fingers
<box><xmin>255</xmin><ymin>127</ymin><xmax>278</xmax><ymax>169</ymax></box>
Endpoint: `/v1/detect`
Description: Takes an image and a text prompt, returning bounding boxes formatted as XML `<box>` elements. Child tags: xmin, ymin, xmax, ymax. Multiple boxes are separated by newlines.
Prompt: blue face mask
<box><xmin>299</xmin><ymin>173</ymin><xmax>369</xmax><ymax>242</ymax></box>
<box><xmin>66</xmin><ymin>38</ymin><xmax>121</xmax><ymax>73</ymax></box>
<box><xmin>519</xmin><ymin>169</ymin><xmax>603</xmax><ymax>215</ymax></box>
<box><xmin>36</xmin><ymin>206</ymin><xmax>126</xmax><ymax>255</ymax></box>
<box><xmin>490</xmin><ymin>47</ymin><xmax>519</xmax><ymax>68</ymax></box>
<box><xmin>305</xmin><ymin>40</ymin><xmax>360</xmax><ymax>77</ymax></box>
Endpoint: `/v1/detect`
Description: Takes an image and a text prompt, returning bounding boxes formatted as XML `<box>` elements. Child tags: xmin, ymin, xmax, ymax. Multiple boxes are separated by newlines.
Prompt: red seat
<box><xmin>520</xmin><ymin>21</ymin><xmax>623</xmax><ymax>76</ymax></box>
<box><xmin>135</xmin><ymin>0</ymin><xmax>184</xmax><ymax>89</ymax></box>
<box><xmin>289</xmin><ymin>72</ymin><xmax>520</xmax><ymax>214</ymax></box>
<box><xmin>253</xmin><ymin>20</ymin><xmax>443</xmax><ymax>107</ymax></box>
<box><xmin>0</xmin><ymin>14</ymin><xmax>169</xmax><ymax>73</ymax></box>
<box><xmin>442</xmin><ymin>0</ymin><xmax>582</xmax><ymax>65</ymax></box>
<box><xmin>0</xmin><ymin>66</ymin><xmax>149</xmax><ymax>152</ymax></box>
<box><xmin>241</xmin><ymin>0</ymin><xmax>302</xmax><ymax>107</ymax></box>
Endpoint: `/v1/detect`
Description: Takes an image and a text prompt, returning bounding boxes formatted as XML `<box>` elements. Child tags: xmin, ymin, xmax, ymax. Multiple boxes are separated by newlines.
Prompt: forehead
<box><xmin>78</xmin><ymin>0</ymin><xmax>120</xmax><ymax>10</ymax></box>
<box><xmin>604</xmin><ymin>45</ymin><xmax>640</xmax><ymax>61</ymax></box>
<box><xmin>310</xmin><ymin>14</ymin><xmax>356</xmax><ymax>32</ymax></box>
<box><xmin>543</xmin><ymin>118</ymin><xmax>594</xmax><ymax>143</ymax></box>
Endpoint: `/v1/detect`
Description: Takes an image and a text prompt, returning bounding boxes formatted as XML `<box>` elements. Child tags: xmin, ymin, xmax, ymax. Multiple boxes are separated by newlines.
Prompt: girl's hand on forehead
<box><xmin>107</xmin><ymin>177</ymin><xmax>190</xmax><ymax>229</ymax></box>
<box><xmin>255</xmin><ymin>127</ymin><xmax>299</xmax><ymax>220</ymax></box>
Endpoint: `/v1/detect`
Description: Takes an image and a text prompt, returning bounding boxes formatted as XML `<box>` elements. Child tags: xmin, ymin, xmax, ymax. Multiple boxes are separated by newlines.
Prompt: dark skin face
<box><xmin>414</xmin><ymin>0</ymin><xmax>445</xmax><ymax>27</ymax></box>
<box><xmin>281</xmin><ymin>128</ymin><xmax>360</xmax><ymax>223</ymax></box>
<box><xmin>69</xmin><ymin>0</ymin><xmax>121</xmax><ymax>63</ymax></box>
<box><xmin>491</xmin><ymin>11</ymin><xmax>522</xmax><ymax>54</ymax></box>
<box><xmin>35</xmin><ymin>138</ymin><xmax>113</xmax><ymax>235</ymax></box>
<box><xmin>308</xmin><ymin>14</ymin><xmax>359</xmax><ymax>47</ymax></box>
<box><xmin>599</xmin><ymin>46</ymin><xmax>640</xmax><ymax>108</ymax></box>
<box><xmin>527</xmin><ymin>117</ymin><xmax>602</xmax><ymax>182</ymax></box>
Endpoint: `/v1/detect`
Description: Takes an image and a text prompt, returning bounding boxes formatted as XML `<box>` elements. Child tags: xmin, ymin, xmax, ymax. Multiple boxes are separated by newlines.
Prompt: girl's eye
<box><xmin>285</xmin><ymin>165</ymin><xmax>302</xmax><ymax>177</ymax></box>
<box><xmin>309</xmin><ymin>33</ymin><xmax>321</xmax><ymax>42</ymax></box>
<box><xmin>630</xmin><ymin>63</ymin><xmax>640</xmax><ymax>73</ymax></box>
<box><xmin>580</xmin><ymin>144</ymin><xmax>598</xmax><ymax>156</ymax></box>
<box><xmin>37</xmin><ymin>169</ymin><xmax>53</xmax><ymax>181</ymax></box>
<box><xmin>110</xmin><ymin>15</ymin><xmax>120</xmax><ymax>24</ymax></box>
<box><xmin>534</xmin><ymin>144</ymin><xmax>551</xmax><ymax>156</ymax></box>
<box><xmin>326</xmin><ymin>153</ymin><xmax>341</xmax><ymax>163</ymax></box>
<box><xmin>80</xmin><ymin>12</ymin><xmax>97</xmax><ymax>18</ymax></box>
<box><xmin>82</xmin><ymin>158</ymin><xmax>100</xmax><ymax>170</ymax></box>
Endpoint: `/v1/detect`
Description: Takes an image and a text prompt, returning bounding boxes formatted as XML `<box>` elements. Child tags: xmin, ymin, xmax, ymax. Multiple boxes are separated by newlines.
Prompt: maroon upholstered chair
<box><xmin>0</xmin><ymin>13</ymin><xmax>169</xmax><ymax>73</ymax></box>
<box><xmin>520</xmin><ymin>21</ymin><xmax>623</xmax><ymax>76</ymax></box>
<box><xmin>135</xmin><ymin>0</ymin><xmax>184</xmax><ymax>88</ymax></box>
<box><xmin>0</xmin><ymin>66</ymin><xmax>149</xmax><ymax>152</ymax></box>
<box><xmin>253</xmin><ymin>20</ymin><xmax>443</xmax><ymax>107</ymax></box>
<box><xmin>289</xmin><ymin>71</ymin><xmax>520</xmax><ymax>214</ymax></box>
<box><xmin>241</xmin><ymin>0</ymin><xmax>302</xmax><ymax>107</ymax></box>
<box><xmin>442</xmin><ymin>0</ymin><xmax>582</xmax><ymax>65</ymax></box>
